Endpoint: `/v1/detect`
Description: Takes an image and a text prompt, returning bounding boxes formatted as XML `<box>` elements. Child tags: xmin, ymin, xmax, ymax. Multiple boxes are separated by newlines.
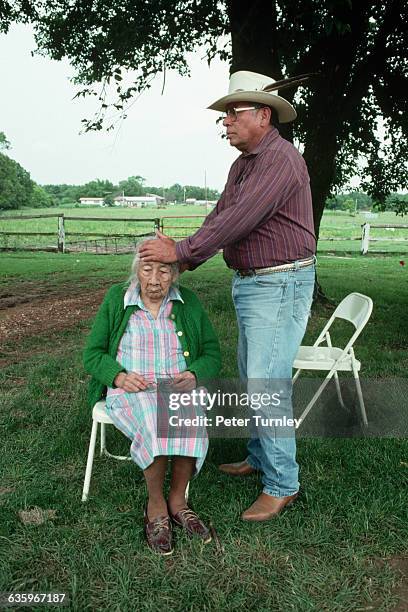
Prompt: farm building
<box><xmin>79</xmin><ymin>194</ymin><xmax>165</xmax><ymax>207</ymax></box>
<box><xmin>79</xmin><ymin>197</ymin><xmax>104</xmax><ymax>206</ymax></box>
<box><xmin>114</xmin><ymin>195</ymin><xmax>165</xmax><ymax>207</ymax></box>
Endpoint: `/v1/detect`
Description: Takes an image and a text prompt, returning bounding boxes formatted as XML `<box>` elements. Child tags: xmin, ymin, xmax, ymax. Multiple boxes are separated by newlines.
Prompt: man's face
<box><xmin>137</xmin><ymin>261</ymin><xmax>174</xmax><ymax>302</ymax></box>
<box><xmin>223</xmin><ymin>102</ymin><xmax>269</xmax><ymax>153</ymax></box>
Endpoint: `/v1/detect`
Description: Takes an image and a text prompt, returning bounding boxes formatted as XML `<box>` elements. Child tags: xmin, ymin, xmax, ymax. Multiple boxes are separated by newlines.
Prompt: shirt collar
<box><xmin>241</xmin><ymin>126</ymin><xmax>280</xmax><ymax>158</ymax></box>
<box><xmin>124</xmin><ymin>283</ymin><xmax>184</xmax><ymax>309</ymax></box>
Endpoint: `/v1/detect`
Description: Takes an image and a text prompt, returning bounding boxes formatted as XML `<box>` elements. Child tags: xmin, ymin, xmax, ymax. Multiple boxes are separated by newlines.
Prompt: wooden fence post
<box><xmin>361</xmin><ymin>222</ymin><xmax>370</xmax><ymax>255</ymax></box>
<box><xmin>154</xmin><ymin>218</ymin><xmax>160</xmax><ymax>232</ymax></box>
<box><xmin>58</xmin><ymin>215</ymin><xmax>65</xmax><ymax>253</ymax></box>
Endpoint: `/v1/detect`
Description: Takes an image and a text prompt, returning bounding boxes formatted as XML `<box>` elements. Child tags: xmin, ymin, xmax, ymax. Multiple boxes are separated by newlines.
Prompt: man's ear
<box><xmin>260</xmin><ymin>107</ymin><xmax>271</xmax><ymax>127</ymax></box>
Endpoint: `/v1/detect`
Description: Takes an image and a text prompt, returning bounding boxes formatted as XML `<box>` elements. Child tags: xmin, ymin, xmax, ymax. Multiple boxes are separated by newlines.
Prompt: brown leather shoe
<box><xmin>170</xmin><ymin>507</ymin><xmax>212</xmax><ymax>544</ymax></box>
<box><xmin>241</xmin><ymin>492</ymin><xmax>298</xmax><ymax>521</ymax></box>
<box><xmin>144</xmin><ymin>509</ymin><xmax>173</xmax><ymax>555</ymax></box>
<box><xmin>218</xmin><ymin>460</ymin><xmax>257</xmax><ymax>476</ymax></box>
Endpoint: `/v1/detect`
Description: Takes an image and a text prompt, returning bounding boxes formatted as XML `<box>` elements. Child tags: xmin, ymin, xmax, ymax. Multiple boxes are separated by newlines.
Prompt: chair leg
<box><xmin>298</xmin><ymin>374</ymin><xmax>334</xmax><ymax>425</ymax></box>
<box><xmin>292</xmin><ymin>368</ymin><xmax>302</xmax><ymax>383</ymax></box>
<box><xmin>333</xmin><ymin>372</ymin><xmax>346</xmax><ymax>410</ymax></box>
<box><xmin>82</xmin><ymin>419</ymin><xmax>98</xmax><ymax>502</ymax></box>
<box><xmin>100</xmin><ymin>422</ymin><xmax>106</xmax><ymax>457</ymax></box>
<box><xmin>353</xmin><ymin>368</ymin><xmax>368</xmax><ymax>426</ymax></box>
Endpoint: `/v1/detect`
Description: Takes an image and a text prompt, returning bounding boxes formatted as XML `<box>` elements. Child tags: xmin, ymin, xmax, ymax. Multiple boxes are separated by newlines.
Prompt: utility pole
<box><xmin>204</xmin><ymin>170</ymin><xmax>208</xmax><ymax>213</ymax></box>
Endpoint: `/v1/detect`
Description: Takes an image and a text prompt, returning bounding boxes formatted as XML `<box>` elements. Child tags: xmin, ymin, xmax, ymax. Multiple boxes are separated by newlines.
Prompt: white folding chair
<box><xmin>293</xmin><ymin>292</ymin><xmax>373</xmax><ymax>427</ymax></box>
<box><xmin>81</xmin><ymin>400</ymin><xmax>190</xmax><ymax>502</ymax></box>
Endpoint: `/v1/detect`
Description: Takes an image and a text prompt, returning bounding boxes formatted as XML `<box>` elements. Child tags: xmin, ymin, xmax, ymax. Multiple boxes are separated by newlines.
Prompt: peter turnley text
<box><xmin>168</xmin><ymin>415</ymin><xmax>302</xmax><ymax>429</ymax></box>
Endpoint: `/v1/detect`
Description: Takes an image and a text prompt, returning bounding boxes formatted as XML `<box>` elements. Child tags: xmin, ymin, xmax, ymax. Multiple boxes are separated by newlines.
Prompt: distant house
<box><xmin>79</xmin><ymin>194</ymin><xmax>165</xmax><ymax>207</ymax></box>
<box><xmin>79</xmin><ymin>197</ymin><xmax>104</xmax><ymax>206</ymax></box>
<box><xmin>114</xmin><ymin>194</ymin><xmax>165</xmax><ymax>207</ymax></box>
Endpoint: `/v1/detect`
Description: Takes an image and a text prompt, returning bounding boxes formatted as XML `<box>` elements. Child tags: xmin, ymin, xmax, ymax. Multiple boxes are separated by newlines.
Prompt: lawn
<box><xmin>0</xmin><ymin>252</ymin><xmax>407</xmax><ymax>610</ymax></box>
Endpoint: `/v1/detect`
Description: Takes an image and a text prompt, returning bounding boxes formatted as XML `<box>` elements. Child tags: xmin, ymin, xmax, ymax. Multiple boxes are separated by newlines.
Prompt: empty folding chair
<box><xmin>293</xmin><ymin>292</ymin><xmax>373</xmax><ymax>427</ymax></box>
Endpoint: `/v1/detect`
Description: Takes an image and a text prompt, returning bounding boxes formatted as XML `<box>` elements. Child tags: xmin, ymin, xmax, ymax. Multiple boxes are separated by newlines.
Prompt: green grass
<box><xmin>318</xmin><ymin>210</ymin><xmax>408</xmax><ymax>254</ymax></box>
<box><xmin>0</xmin><ymin>251</ymin><xmax>134</xmax><ymax>284</ymax></box>
<box><xmin>1</xmin><ymin>253</ymin><xmax>408</xmax><ymax>610</ymax></box>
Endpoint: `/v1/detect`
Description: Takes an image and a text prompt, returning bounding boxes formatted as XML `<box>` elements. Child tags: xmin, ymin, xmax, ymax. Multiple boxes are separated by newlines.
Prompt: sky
<box><xmin>0</xmin><ymin>24</ymin><xmax>238</xmax><ymax>191</ymax></box>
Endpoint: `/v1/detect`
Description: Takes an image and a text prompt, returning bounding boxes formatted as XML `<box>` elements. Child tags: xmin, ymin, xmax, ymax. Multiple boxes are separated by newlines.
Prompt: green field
<box><xmin>1</xmin><ymin>251</ymin><xmax>408</xmax><ymax>610</ymax></box>
<box><xmin>0</xmin><ymin>206</ymin><xmax>407</xmax><ymax>253</ymax></box>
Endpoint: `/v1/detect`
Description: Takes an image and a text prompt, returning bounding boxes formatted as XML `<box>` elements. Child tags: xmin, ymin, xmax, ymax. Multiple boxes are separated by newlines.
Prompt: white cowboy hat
<box><xmin>208</xmin><ymin>70</ymin><xmax>297</xmax><ymax>123</ymax></box>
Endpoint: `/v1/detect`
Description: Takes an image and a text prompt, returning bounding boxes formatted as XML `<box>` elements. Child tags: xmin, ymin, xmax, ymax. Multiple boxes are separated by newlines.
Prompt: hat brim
<box><xmin>207</xmin><ymin>91</ymin><xmax>296</xmax><ymax>123</ymax></box>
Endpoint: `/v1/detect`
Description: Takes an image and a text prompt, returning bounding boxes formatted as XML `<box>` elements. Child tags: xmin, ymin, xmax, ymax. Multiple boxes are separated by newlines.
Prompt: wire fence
<box><xmin>0</xmin><ymin>214</ymin><xmax>161</xmax><ymax>253</ymax></box>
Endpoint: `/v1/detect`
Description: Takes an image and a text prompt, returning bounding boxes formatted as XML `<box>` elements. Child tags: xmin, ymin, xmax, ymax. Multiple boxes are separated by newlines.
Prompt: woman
<box><xmin>83</xmin><ymin>242</ymin><xmax>221</xmax><ymax>555</ymax></box>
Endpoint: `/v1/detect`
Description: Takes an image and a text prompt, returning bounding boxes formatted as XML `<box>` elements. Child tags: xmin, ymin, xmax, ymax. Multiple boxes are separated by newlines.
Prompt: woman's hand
<box><xmin>114</xmin><ymin>372</ymin><xmax>149</xmax><ymax>392</ymax></box>
<box><xmin>171</xmin><ymin>371</ymin><xmax>197</xmax><ymax>392</ymax></box>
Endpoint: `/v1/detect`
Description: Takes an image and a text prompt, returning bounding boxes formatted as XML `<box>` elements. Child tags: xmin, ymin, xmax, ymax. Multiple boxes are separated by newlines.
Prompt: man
<box><xmin>140</xmin><ymin>70</ymin><xmax>316</xmax><ymax>521</ymax></box>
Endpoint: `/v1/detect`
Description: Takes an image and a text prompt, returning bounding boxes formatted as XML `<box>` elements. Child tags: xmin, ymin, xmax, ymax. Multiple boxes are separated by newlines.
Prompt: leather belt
<box><xmin>235</xmin><ymin>256</ymin><xmax>315</xmax><ymax>278</ymax></box>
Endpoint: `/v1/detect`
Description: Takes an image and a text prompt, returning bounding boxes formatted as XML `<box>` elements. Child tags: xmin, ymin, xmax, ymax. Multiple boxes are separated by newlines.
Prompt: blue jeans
<box><xmin>232</xmin><ymin>261</ymin><xmax>315</xmax><ymax>497</ymax></box>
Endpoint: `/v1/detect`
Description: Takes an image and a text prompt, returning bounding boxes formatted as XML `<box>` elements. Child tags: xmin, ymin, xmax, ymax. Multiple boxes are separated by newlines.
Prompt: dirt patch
<box><xmin>0</xmin><ymin>288</ymin><xmax>107</xmax><ymax>347</ymax></box>
<box><xmin>0</xmin><ymin>276</ymin><xmax>109</xmax><ymax>310</ymax></box>
<box><xmin>0</xmin><ymin>280</ymin><xmax>112</xmax><ymax>368</ymax></box>
<box><xmin>387</xmin><ymin>557</ymin><xmax>408</xmax><ymax>612</ymax></box>
<box><xmin>370</xmin><ymin>556</ymin><xmax>408</xmax><ymax>611</ymax></box>
<box><xmin>18</xmin><ymin>507</ymin><xmax>57</xmax><ymax>526</ymax></box>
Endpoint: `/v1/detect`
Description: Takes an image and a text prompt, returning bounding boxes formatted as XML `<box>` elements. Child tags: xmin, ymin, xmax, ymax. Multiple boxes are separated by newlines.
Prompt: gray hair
<box><xmin>129</xmin><ymin>236</ymin><xmax>180</xmax><ymax>285</ymax></box>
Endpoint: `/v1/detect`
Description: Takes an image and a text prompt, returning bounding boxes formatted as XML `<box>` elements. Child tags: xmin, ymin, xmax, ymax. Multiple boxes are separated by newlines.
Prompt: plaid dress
<box><xmin>106</xmin><ymin>284</ymin><xmax>208</xmax><ymax>473</ymax></box>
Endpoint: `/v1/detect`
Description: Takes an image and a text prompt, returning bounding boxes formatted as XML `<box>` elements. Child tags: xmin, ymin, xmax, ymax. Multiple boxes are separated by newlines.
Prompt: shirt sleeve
<box><xmin>174</xmin><ymin>152</ymin><xmax>304</xmax><ymax>267</ymax></box>
<box><xmin>176</xmin><ymin>191</ymin><xmax>225</xmax><ymax>267</ymax></box>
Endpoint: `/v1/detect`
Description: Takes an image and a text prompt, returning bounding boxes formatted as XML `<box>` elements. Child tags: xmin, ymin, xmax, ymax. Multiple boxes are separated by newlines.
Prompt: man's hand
<box><xmin>139</xmin><ymin>231</ymin><xmax>177</xmax><ymax>263</ymax></box>
<box><xmin>171</xmin><ymin>371</ymin><xmax>197</xmax><ymax>392</ymax></box>
<box><xmin>114</xmin><ymin>372</ymin><xmax>149</xmax><ymax>392</ymax></box>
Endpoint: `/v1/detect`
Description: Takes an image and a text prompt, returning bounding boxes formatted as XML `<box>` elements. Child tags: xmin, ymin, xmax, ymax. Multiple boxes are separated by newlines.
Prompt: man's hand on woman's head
<box><xmin>139</xmin><ymin>231</ymin><xmax>178</xmax><ymax>263</ymax></box>
<box><xmin>114</xmin><ymin>371</ymin><xmax>149</xmax><ymax>392</ymax></box>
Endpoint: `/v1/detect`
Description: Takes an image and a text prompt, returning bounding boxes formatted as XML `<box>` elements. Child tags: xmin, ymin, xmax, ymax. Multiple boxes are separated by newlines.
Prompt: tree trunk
<box><xmin>303</xmin><ymin>109</ymin><xmax>340</xmax><ymax>243</ymax></box>
<box><xmin>227</xmin><ymin>0</ymin><xmax>281</xmax><ymax>77</ymax></box>
<box><xmin>226</xmin><ymin>0</ymin><xmax>294</xmax><ymax>143</ymax></box>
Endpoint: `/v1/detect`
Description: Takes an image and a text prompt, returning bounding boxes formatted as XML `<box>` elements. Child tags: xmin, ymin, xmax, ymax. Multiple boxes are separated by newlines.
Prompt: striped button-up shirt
<box><xmin>176</xmin><ymin>128</ymin><xmax>316</xmax><ymax>269</ymax></box>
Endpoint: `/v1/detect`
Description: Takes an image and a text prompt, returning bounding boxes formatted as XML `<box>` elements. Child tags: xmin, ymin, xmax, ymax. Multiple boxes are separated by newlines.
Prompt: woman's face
<box><xmin>137</xmin><ymin>261</ymin><xmax>174</xmax><ymax>302</ymax></box>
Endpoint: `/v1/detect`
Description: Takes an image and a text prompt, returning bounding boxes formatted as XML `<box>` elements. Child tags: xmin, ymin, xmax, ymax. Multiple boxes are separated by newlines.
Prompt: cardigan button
<box><xmin>177</xmin><ymin>331</ymin><xmax>183</xmax><ymax>336</ymax></box>
<box><xmin>183</xmin><ymin>351</ymin><xmax>190</xmax><ymax>357</ymax></box>
<box><xmin>170</xmin><ymin>314</ymin><xmax>175</xmax><ymax>319</ymax></box>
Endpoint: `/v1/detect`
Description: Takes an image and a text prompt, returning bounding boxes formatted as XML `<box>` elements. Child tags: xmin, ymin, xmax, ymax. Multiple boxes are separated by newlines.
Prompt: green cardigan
<box><xmin>83</xmin><ymin>283</ymin><xmax>221</xmax><ymax>407</ymax></box>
